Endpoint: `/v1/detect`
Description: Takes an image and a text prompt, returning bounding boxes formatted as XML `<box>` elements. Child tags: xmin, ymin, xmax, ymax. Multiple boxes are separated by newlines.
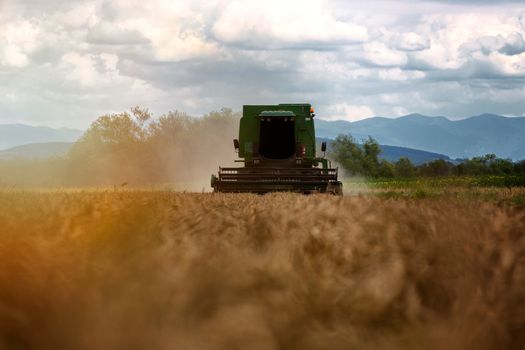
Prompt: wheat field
<box><xmin>0</xmin><ymin>190</ymin><xmax>524</xmax><ymax>350</ymax></box>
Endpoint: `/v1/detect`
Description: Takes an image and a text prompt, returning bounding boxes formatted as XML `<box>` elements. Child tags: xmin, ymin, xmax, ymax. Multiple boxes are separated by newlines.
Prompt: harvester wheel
<box><xmin>327</xmin><ymin>182</ymin><xmax>343</xmax><ymax>196</ymax></box>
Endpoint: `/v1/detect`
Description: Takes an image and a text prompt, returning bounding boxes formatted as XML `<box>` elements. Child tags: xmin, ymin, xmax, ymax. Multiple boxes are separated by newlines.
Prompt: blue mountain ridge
<box><xmin>317</xmin><ymin>137</ymin><xmax>452</xmax><ymax>165</ymax></box>
<box><xmin>1</xmin><ymin>139</ymin><xmax>452</xmax><ymax>165</ymax></box>
<box><xmin>2</xmin><ymin>113</ymin><xmax>524</xmax><ymax>161</ymax></box>
<box><xmin>316</xmin><ymin>113</ymin><xmax>525</xmax><ymax>160</ymax></box>
<box><xmin>0</xmin><ymin>124</ymin><xmax>83</xmax><ymax>150</ymax></box>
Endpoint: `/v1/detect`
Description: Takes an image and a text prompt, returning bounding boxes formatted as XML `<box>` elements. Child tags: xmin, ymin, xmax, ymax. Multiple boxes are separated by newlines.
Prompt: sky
<box><xmin>1</xmin><ymin>0</ymin><xmax>525</xmax><ymax>128</ymax></box>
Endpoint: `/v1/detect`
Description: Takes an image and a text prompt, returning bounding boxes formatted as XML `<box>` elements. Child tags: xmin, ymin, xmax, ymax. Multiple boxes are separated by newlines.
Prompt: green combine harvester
<box><xmin>211</xmin><ymin>103</ymin><xmax>342</xmax><ymax>194</ymax></box>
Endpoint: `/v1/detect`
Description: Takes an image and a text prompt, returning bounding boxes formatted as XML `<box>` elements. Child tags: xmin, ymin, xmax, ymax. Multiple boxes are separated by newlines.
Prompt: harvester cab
<box><xmin>211</xmin><ymin>104</ymin><xmax>342</xmax><ymax>194</ymax></box>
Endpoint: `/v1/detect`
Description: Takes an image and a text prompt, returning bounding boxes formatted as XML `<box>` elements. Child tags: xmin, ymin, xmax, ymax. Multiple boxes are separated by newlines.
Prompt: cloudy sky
<box><xmin>1</xmin><ymin>0</ymin><xmax>525</xmax><ymax>127</ymax></box>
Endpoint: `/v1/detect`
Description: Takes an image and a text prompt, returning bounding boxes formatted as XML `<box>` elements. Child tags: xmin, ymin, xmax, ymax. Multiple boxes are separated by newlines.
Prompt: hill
<box><xmin>0</xmin><ymin>142</ymin><xmax>73</xmax><ymax>160</ymax></box>
<box><xmin>318</xmin><ymin>138</ymin><xmax>453</xmax><ymax>165</ymax></box>
<box><xmin>1</xmin><ymin>139</ymin><xmax>452</xmax><ymax>165</ymax></box>
<box><xmin>316</xmin><ymin>114</ymin><xmax>525</xmax><ymax>160</ymax></box>
<box><xmin>3</xmin><ymin>114</ymin><xmax>525</xmax><ymax>161</ymax></box>
<box><xmin>0</xmin><ymin>124</ymin><xmax>83</xmax><ymax>150</ymax></box>
<box><xmin>379</xmin><ymin>144</ymin><xmax>453</xmax><ymax>164</ymax></box>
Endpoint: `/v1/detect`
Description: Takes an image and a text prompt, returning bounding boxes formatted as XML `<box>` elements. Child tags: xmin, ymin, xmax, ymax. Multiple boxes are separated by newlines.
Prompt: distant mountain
<box><xmin>379</xmin><ymin>145</ymin><xmax>453</xmax><ymax>165</ymax></box>
<box><xmin>0</xmin><ymin>124</ymin><xmax>83</xmax><ymax>150</ymax></box>
<box><xmin>3</xmin><ymin>114</ymin><xmax>524</xmax><ymax>160</ymax></box>
<box><xmin>3</xmin><ymin>138</ymin><xmax>451</xmax><ymax>165</ymax></box>
<box><xmin>0</xmin><ymin>142</ymin><xmax>73</xmax><ymax>160</ymax></box>
<box><xmin>318</xmin><ymin>138</ymin><xmax>453</xmax><ymax>165</ymax></box>
<box><xmin>316</xmin><ymin>114</ymin><xmax>525</xmax><ymax>160</ymax></box>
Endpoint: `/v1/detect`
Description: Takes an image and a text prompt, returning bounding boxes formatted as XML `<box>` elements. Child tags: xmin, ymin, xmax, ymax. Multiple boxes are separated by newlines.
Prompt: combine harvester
<box><xmin>211</xmin><ymin>104</ymin><xmax>342</xmax><ymax>194</ymax></box>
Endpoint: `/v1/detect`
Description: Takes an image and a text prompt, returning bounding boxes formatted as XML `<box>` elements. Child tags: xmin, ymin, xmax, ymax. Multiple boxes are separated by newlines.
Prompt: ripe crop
<box><xmin>0</xmin><ymin>190</ymin><xmax>524</xmax><ymax>349</ymax></box>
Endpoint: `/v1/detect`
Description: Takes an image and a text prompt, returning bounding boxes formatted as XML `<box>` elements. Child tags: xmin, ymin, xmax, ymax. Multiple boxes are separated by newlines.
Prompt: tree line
<box><xmin>1</xmin><ymin>109</ymin><xmax>524</xmax><ymax>187</ymax></box>
<box><xmin>329</xmin><ymin>135</ymin><xmax>525</xmax><ymax>178</ymax></box>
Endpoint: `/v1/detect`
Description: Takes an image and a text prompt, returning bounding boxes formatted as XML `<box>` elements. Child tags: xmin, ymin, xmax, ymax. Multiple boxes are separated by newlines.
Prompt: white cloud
<box><xmin>60</xmin><ymin>51</ymin><xmax>162</xmax><ymax>101</ymax></box>
<box><xmin>389</xmin><ymin>32</ymin><xmax>430</xmax><ymax>52</ymax></box>
<box><xmin>112</xmin><ymin>1</ymin><xmax>224</xmax><ymax>62</ymax></box>
<box><xmin>53</xmin><ymin>2</ymin><xmax>98</xmax><ymax>29</ymax></box>
<box><xmin>378</xmin><ymin>68</ymin><xmax>425</xmax><ymax>80</ymax></box>
<box><xmin>61</xmin><ymin>52</ymin><xmax>99</xmax><ymax>86</ymax></box>
<box><xmin>0</xmin><ymin>0</ymin><xmax>525</xmax><ymax>128</ymax></box>
<box><xmin>323</xmin><ymin>103</ymin><xmax>374</xmax><ymax>122</ymax></box>
<box><xmin>100</xmin><ymin>53</ymin><xmax>118</xmax><ymax>72</ymax></box>
<box><xmin>212</xmin><ymin>0</ymin><xmax>368</xmax><ymax>48</ymax></box>
<box><xmin>460</xmin><ymin>32</ymin><xmax>525</xmax><ymax>57</ymax></box>
<box><xmin>392</xmin><ymin>106</ymin><xmax>409</xmax><ymax>116</ymax></box>
<box><xmin>414</xmin><ymin>11</ymin><xmax>525</xmax><ymax>70</ymax></box>
<box><xmin>86</xmin><ymin>22</ymin><xmax>149</xmax><ymax>45</ymax></box>
<box><xmin>0</xmin><ymin>20</ymin><xmax>41</xmax><ymax>67</ymax></box>
<box><xmin>363</xmin><ymin>42</ymin><xmax>407</xmax><ymax>66</ymax></box>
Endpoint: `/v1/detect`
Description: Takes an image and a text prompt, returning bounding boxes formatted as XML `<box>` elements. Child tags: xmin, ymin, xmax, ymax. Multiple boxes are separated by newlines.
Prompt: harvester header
<box><xmin>211</xmin><ymin>103</ymin><xmax>342</xmax><ymax>194</ymax></box>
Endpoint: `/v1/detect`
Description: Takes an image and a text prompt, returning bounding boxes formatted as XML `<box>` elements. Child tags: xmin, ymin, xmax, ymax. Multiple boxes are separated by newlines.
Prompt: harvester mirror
<box><xmin>233</xmin><ymin>139</ymin><xmax>240</xmax><ymax>150</ymax></box>
<box><xmin>321</xmin><ymin>142</ymin><xmax>327</xmax><ymax>152</ymax></box>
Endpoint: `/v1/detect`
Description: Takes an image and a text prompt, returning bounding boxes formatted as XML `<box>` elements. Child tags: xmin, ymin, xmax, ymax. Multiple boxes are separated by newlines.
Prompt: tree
<box><xmin>329</xmin><ymin>135</ymin><xmax>384</xmax><ymax>178</ymax></box>
<box><xmin>362</xmin><ymin>137</ymin><xmax>382</xmax><ymax>177</ymax></box>
<box><xmin>330</xmin><ymin>135</ymin><xmax>365</xmax><ymax>176</ymax></box>
<box><xmin>378</xmin><ymin>159</ymin><xmax>395</xmax><ymax>178</ymax></box>
<box><xmin>394</xmin><ymin>157</ymin><xmax>415</xmax><ymax>178</ymax></box>
<box><xmin>417</xmin><ymin>159</ymin><xmax>453</xmax><ymax>177</ymax></box>
<box><xmin>489</xmin><ymin>158</ymin><xmax>514</xmax><ymax>175</ymax></box>
<box><xmin>515</xmin><ymin>160</ymin><xmax>525</xmax><ymax>175</ymax></box>
<box><xmin>66</xmin><ymin>106</ymin><xmax>240</xmax><ymax>186</ymax></box>
<box><xmin>67</xmin><ymin>107</ymin><xmax>154</xmax><ymax>185</ymax></box>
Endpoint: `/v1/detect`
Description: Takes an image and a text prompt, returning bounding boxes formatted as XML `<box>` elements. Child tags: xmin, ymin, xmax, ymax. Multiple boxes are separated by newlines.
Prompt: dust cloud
<box><xmin>0</xmin><ymin>108</ymin><xmax>239</xmax><ymax>190</ymax></box>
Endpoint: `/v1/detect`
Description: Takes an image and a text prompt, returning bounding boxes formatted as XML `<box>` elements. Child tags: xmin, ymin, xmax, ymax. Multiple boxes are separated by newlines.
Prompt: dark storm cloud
<box><xmin>118</xmin><ymin>56</ymin><xmax>296</xmax><ymax>91</ymax></box>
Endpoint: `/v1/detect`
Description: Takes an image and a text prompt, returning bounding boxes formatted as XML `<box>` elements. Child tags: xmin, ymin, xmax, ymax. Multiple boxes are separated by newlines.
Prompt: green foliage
<box><xmin>515</xmin><ymin>160</ymin><xmax>525</xmax><ymax>174</ymax></box>
<box><xmin>459</xmin><ymin>154</ymin><xmax>515</xmax><ymax>176</ymax></box>
<box><xmin>357</xmin><ymin>175</ymin><xmax>525</xmax><ymax>189</ymax></box>
<box><xmin>378</xmin><ymin>159</ymin><xmax>395</xmax><ymax>178</ymax></box>
<box><xmin>394</xmin><ymin>157</ymin><xmax>415</xmax><ymax>178</ymax></box>
<box><xmin>330</xmin><ymin>135</ymin><xmax>365</xmax><ymax>176</ymax></box>
<box><xmin>417</xmin><ymin>159</ymin><xmax>454</xmax><ymax>177</ymax></box>
<box><xmin>330</xmin><ymin>135</ymin><xmax>383</xmax><ymax>177</ymax></box>
<box><xmin>330</xmin><ymin>133</ymin><xmax>525</xmax><ymax>181</ymax></box>
<box><xmin>362</xmin><ymin>137</ymin><xmax>382</xmax><ymax>177</ymax></box>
